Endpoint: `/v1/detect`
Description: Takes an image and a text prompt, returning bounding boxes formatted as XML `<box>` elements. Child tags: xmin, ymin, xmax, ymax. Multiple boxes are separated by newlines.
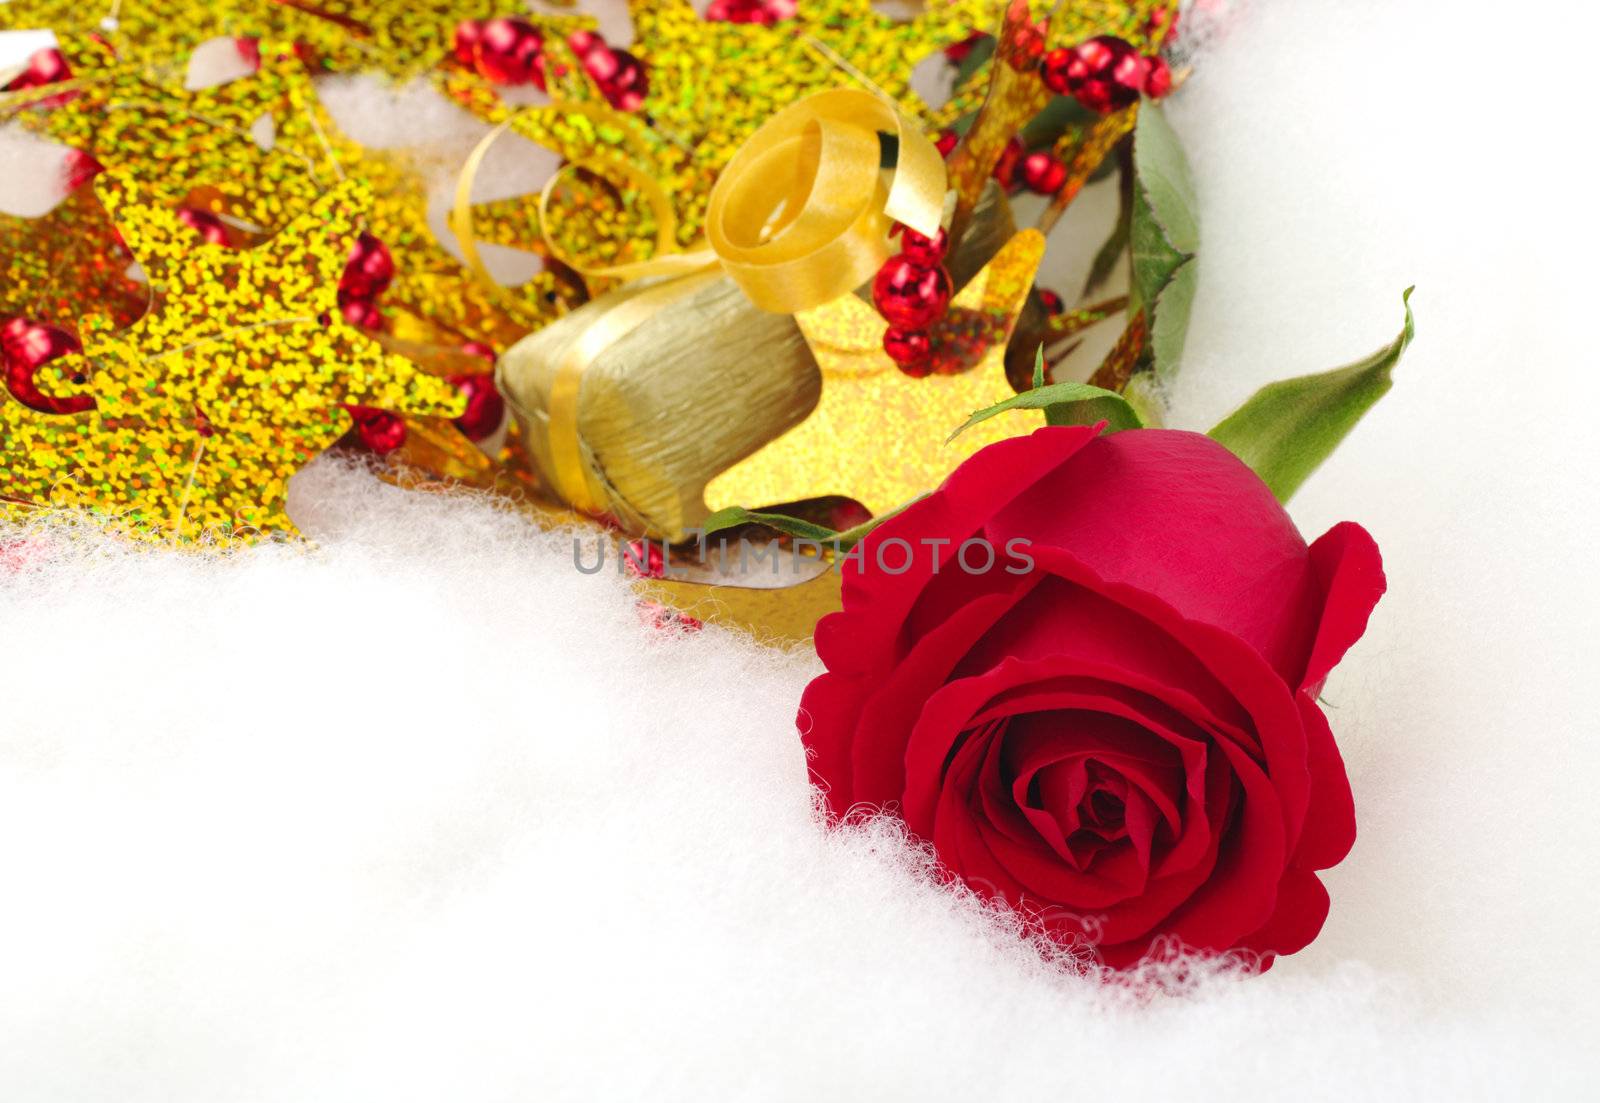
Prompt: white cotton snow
<box><xmin>3</xmin><ymin>0</ymin><xmax>1599</xmax><ymax>1097</ymax></box>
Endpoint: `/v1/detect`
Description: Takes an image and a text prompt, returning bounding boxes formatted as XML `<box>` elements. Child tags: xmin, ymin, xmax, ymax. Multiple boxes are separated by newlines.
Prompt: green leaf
<box><xmin>1130</xmin><ymin>101</ymin><xmax>1199</xmax><ymax>379</ymax></box>
<box><xmin>700</xmin><ymin>507</ymin><xmax>839</xmax><ymax>543</ymax></box>
<box><xmin>1208</xmin><ymin>288</ymin><xmax>1416</xmax><ymax>503</ymax></box>
<box><xmin>949</xmin><ymin>352</ymin><xmax>1143</xmax><ymax>441</ymax></box>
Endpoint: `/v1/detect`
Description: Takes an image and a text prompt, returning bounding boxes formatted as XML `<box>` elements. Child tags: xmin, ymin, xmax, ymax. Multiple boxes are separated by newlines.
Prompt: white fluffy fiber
<box><xmin>3</xmin><ymin>1</ymin><xmax>1599</xmax><ymax>1097</ymax></box>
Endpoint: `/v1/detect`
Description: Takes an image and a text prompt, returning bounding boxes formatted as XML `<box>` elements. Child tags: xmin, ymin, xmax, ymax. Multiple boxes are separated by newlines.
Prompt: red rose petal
<box><xmin>1300</xmin><ymin>521</ymin><xmax>1387</xmax><ymax>693</ymax></box>
<box><xmin>1019</xmin><ymin>548</ymin><xmax>1314</xmax><ymax>853</ymax></box>
<box><xmin>986</xmin><ymin>428</ymin><xmax>1324</xmax><ymax>684</ymax></box>
<box><xmin>848</xmin><ymin>576</ymin><xmax>1040</xmax><ymax>807</ymax></box>
<box><xmin>1151</xmin><ymin>735</ymin><xmax>1287</xmax><ymax>954</ymax></box>
<box><xmin>1290</xmin><ymin>691</ymin><xmax>1357</xmax><ymax>870</ymax></box>
<box><xmin>815</xmin><ymin>425</ymin><xmax>1100</xmax><ymax>680</ymax></box>
<box><xmin>1238</xmin><ymin>865</ymin><xmax>1332</xmax><ymax>959</ymax></box>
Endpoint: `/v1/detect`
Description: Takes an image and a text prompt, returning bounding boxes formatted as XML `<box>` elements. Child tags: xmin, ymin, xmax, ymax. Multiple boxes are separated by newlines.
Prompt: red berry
<box><xmin>339</xmin><ymin>295</ymin><xmax>384</xmax><ymax>331</ymax></box>
<box><xmin>340</xmin><ymin>233</ymin><xmax>394</xmax><ymax>301</ymax></box>
<box><xmin>1144</xmin><ymin>55</ymin><xmax>1173</xmax><ymax>98</ymax></box>
<box><xmin>599</xmin><ymin>48</ymin><xmax>648</xmax><ymax>112</ymax></box>
<box><xmin>449</xmin><ymin>371</ymin><xmax>506</xmax><ymax>441</ymax></box>
<box><xmin>4</xmin><ymin>48</ymin><xmax>70</xmax><ymax>91</ymax></box>
<box><xmin>564</xmin><ymin>31</ymin><xmax>648</xmax><ymax>111</ymax></box>
<box><xmin>235</xmin><ymin>37</ymin><xmax>261</xmax><ymax>70</ymax></box>
<box><xmin>992</xmin><ymin>136</ymin><xmax>1025</xmax><ymax>188</ymax></box>
<box><xmin>474</xmin><ymin>18</ymin><xmax>544</xmax><ymax>87</ymax></box>
<box><xmin>895</xmin><ymin>224</ymin><xmax>948</xmax><ymax>267</ymax></box>
<box><xmin>1050</xmin><ymin>35</ymin><xmax>1148</xmax><ymax>114</ymax></box>
<box><xmin>882</xmin><ymin>327</ymin><xmax>932</xmax><ymax>374</ymax></box>
<box><xmin>935</xmin><ymin>129</ymin><xmax>959</xmax><ymax>158</ymax></box>
<box><xmin>1039</xmin><ymin>47</ymin><xmax>1075</xmax><ymax>95</ymax></box>
<box><xmin>1038</xmin><ymin>288</ymin><xmax>1065</xmax><ymax>316</ymax></box>
<box><xmin>1</xmin><ymin>318</ymin><xmax>92</xmax><ymax>415</ymax></box>
<box><xmin>346</xmin><ymin>406</ymin><xmax>407</xmax><ymax>454</ymax></box>
<box><xmin>452</xmin><ymin>20</ymin><xmax>483</xmax><ymax>66</ymax></box>
<box><xmin>1020</xmin><ymin>151</ymin><xmax>1068</xmax><ymax>195</ymax></box>
<box><xmin>176</xmin><ymin>207</ymin><xmax>231</xmax><ymax>247</ymax></box>
<box><xmin>872</xmin><ymin>259</ymin><xmax>952</xmax><ymax>330</ymax></box>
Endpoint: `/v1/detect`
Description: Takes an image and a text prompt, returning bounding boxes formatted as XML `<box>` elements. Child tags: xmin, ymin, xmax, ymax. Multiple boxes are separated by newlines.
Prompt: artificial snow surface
<box><xmin>3</xmin><ymin>1</ymin><xmax>1599</xmax><ymax>1098</ymax></box>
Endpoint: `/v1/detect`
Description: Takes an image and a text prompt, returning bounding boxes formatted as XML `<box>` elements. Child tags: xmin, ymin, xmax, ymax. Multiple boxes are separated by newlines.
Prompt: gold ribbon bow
<box><xmin>453</xmin><ymin>89</ymin><xmax>948</xmax><ymax>515</ymax></box>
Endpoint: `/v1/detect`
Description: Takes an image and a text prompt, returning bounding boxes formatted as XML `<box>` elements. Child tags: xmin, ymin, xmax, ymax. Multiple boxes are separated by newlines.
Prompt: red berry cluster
<box><xmin>1040</xmin><ymin>35</ymin><xmax>1172</xmax><ymax>115</ymax></box>
<box><xmin>454</xmin><ymin>18</ymin><xmax>543</xmax><ymax>85</ymax></box>
<box><xmin>345</xmin><ymin>405</ymin><xmax>408</xmax><ymax>454</ymax></box>
<box><xmin>704</xmin><ymin>0</ymin><xmax>797</xmax><ymax>26</ymax></box>
<box><xmin>1</xmin><ymin>317</ymin><xmax>91</xmax><ymax>415</ymax></box>
<box><xmin>452</xmin><ymin>20</ymin><xmax>648</xmax><ymax>112</ymax></box>
<box><xmin>337</xmin><ymin>233</ymin><xmax>394</xmax><ymax>334</ymax></box>
<box><xmin>448</xmin><ymin>342</ymin><xmax>507</xmax><ymax>442</ymax></box>
<box><xmin>872</xmin><ymin>225</ymin><xmax>953</xmax><ymax>376</ymax></box>
<box><xmin>334</xmin><ymin>235</ymin><xmax>404</xmax><ymax>453</ymax></box>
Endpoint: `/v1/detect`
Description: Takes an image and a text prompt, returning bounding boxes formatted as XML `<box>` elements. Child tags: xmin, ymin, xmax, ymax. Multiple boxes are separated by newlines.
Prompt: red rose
<box><xmin>800</xmin><ymin>426</ymin><xmax>1383</xmax><ymax>968</ymax></box>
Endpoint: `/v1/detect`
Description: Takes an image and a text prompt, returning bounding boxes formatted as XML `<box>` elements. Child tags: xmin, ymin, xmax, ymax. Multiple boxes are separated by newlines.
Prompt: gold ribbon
<box><xmin>455</xmin><ymin>89</ymin><xmax>948</xmax><ymax>517</ymax></box>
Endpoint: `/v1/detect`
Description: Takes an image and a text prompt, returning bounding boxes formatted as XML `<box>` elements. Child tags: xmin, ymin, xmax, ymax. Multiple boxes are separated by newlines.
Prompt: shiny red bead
<box><xmin>1039</xmin><ymin>47</ymin><xmax>1075</xmax><ymax>95</ymax></box>
<box><xmin>1</xmin><ymin>318</ymin><xmax>92</xmax><ymax>415</ymax></box>
<box><xmin>992</xmin><ymin>136</ymin><xmax>1026</xmax><ymax>189</ymax></box>
<box><xmin>347</xmin><ymin>406</ymin><xmax>407</xmax><ymax>454</ymax></box>
<box><xmin>872</xmin><ymin>259</ymin><xmax>952</xmax><ymax>330</ymax></box>
<box><xmin>567</xmin><ymin>31</ymin><xmax>648</xmax><ymax>112</ymax></box>
<box><xmin>599</xmin><ymin>48</ymin><xmax>648</xmax><ymax>112</ymax></box>
<box><xmin>449</xmin><ymin>371</ymin><xmax>506</xmax><ymax>441</ymax></box>
<box><xmin>706</xmin><ymin>0</ymin><xmax>793</xmax><ymax>22</ymax></box>
<box><xmin>935</xmin><ymin>129</ymin><xmax>959</xmax><ymax>158</ymax></box>
<box><xmin>1145</xmin><ymin>56</ymin><xmax>1173</xmax><ymax>98</ymax></box>
<box><xmin>340</xmin><ymin>233</ymin><xmax>394</xmax><ymax>301</ymax></box>
<box><xmin>894</xmin><ymin>224</ymin><xmax>948</xmax><ymax>267</ymax></box>
<box><xmin>176</xmin><ymin>207</ymin><xmax>231</xmax><ymax>247</ymax></box>
<box><xmin>882</xmin><ymin>327</ymin><xmax>932</xmax><ymax>374</ymax></box>
<box><xmin>4</xmin><ymin>47</ymin><xmax>70</xmax><ymax>90</ymax></box>
<box><xmin>339</xmin><ymin>295</ymin><xmax>384</xmax><ymax>331</ymax></box>
<box><xmin>452</xmin><ymin>20</ymin><xmax>482</xmax><ymax>66</ymax></box>
<box><xmin>1038</xmin><ymin>288</ymin><xmax>1065</xmax><ymax>316</ymax></box>
<box><xmin>1043</xmin><ymin>35</ymin><xmax>1148</xmax><ymax>114</ymax></box>
<box><xmin>1020</xmin><ymin>151</ymin><xmax>1068</xmax><ymax>195</ymax></box>
<box><xmin>474</xmin><ymin>18</ymin><xmax>545</xmax><ymax>87</ymax></box>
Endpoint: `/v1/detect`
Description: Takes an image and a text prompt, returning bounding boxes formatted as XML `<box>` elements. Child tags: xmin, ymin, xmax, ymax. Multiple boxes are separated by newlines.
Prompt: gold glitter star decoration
<box><xmin>703</xmin><ymin>229</ymin><xmax>1047</xmax><ymax>515</ymax></box>
<box><xmin>0</xmin><ymin>184</ymin><xmax>147</xmax><ymax>332</ymax></box>
<box><xmin>1</xmin><ymin>172</ymin><xmax>463</xmax><ymax>542</ymax></box>
<box><xmin>0</xmin><ymin>0</ymin><xmax>346</xmax><ymax>85</ymax></box>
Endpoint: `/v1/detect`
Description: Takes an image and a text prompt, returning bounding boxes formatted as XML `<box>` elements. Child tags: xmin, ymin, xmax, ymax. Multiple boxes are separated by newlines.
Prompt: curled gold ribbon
<box><xmin>701</xmin><ymin>87</ymin><xmax>947</xmax><ymax>312</ymax></box>
<box><xmin>459</xmin><ymin>90</ymin><xmax>948</xmax><ymax>518</ymax></box>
